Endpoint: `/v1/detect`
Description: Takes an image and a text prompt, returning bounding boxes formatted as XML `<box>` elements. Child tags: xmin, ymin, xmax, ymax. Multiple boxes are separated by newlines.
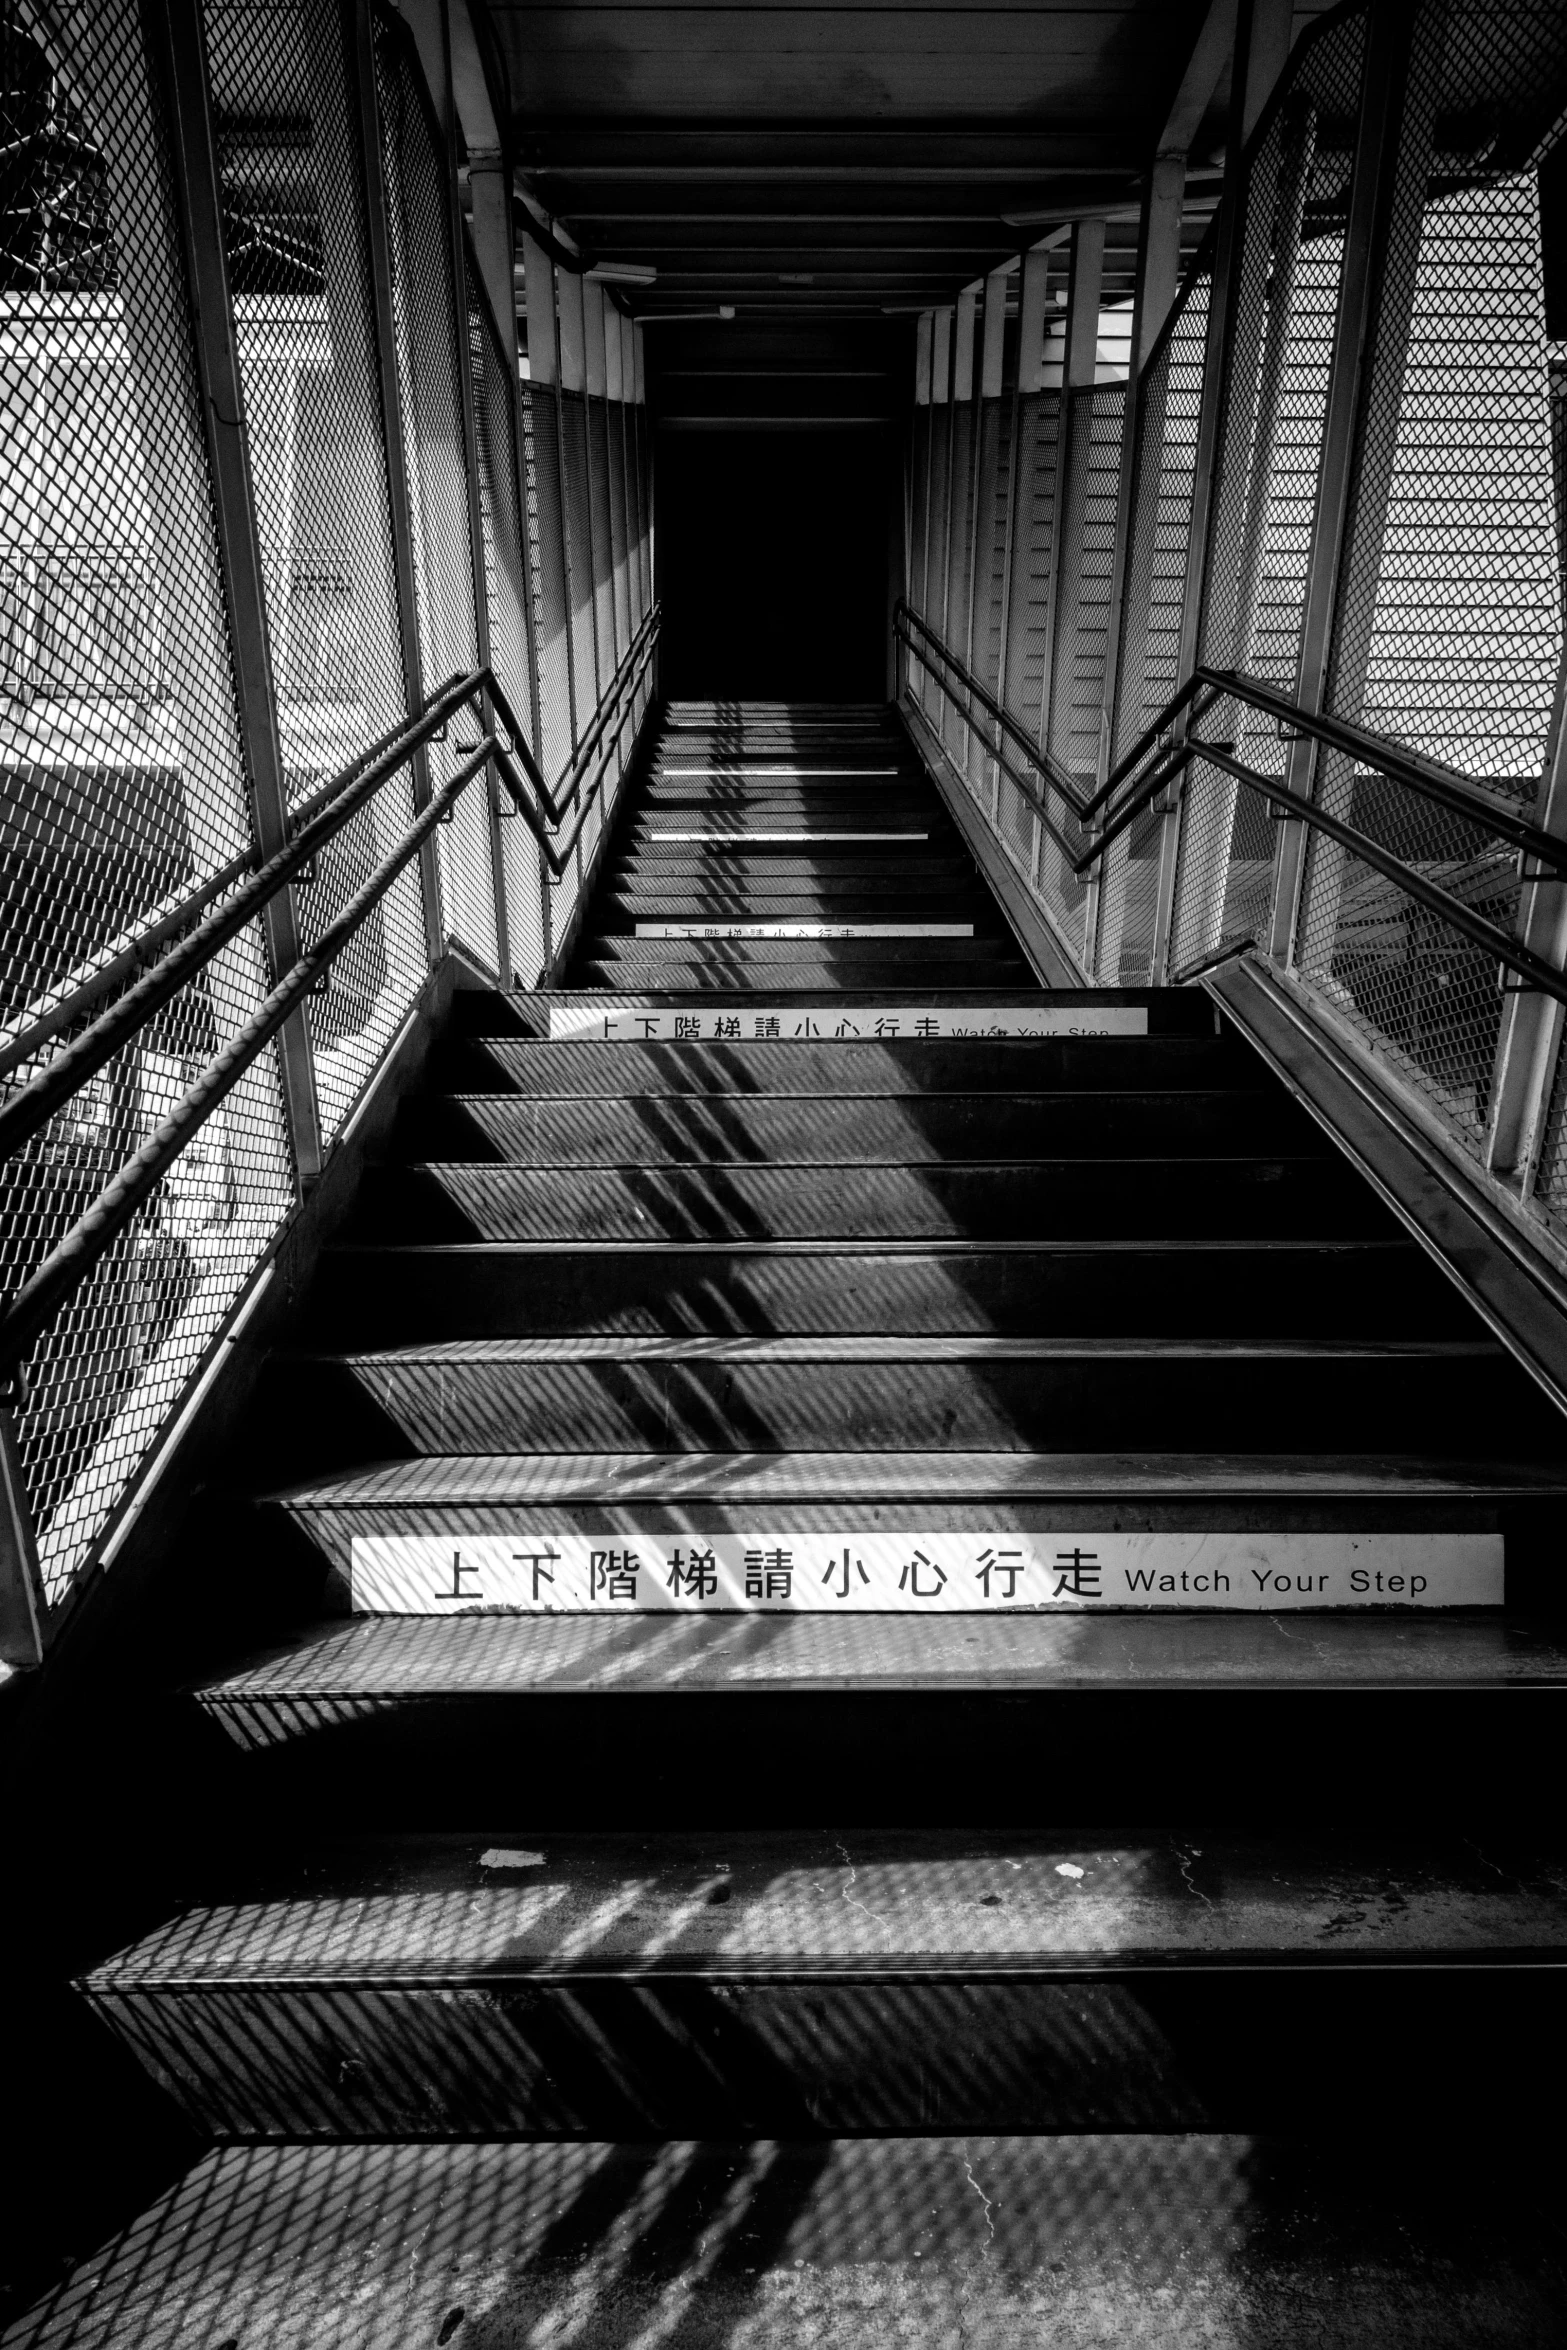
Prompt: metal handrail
<box><xmin>901</xmin><ymin>609</ymin><xmax>1567</xmax><ymax>1005</ymax></box>
<box><xmin>0</xmin><ymin>675</ymin><xmax>469</xmax><ymax>1085</ymax></box>
<box><xmin>481</xmin><ymin>601</ymin><xmax>660</xmax><ymax>831</ymax></box>
<box><xmin>896</xmin><ymin>601</ymin><xmax>1090</xmax><ymax>813</ymax></box>
<box><xmin>0</xmin><ymin>612</ymin><xmax>662</xmax><ymax>1384</ymax></box>
<box><xmin>0</xmin><ymin>667</ymin><xmax>484</xmax><ymax>1167</ymax></box>
<box><xmin>898</xmin><ymin>601</ymin><xmax>1567</xmax><ymax>871</ymax></box>
<box><xmin>495</xmin><ymin>612</ymin><xmax>661</xmax><ymax>877</ymax></box>
<box><xmin>0</xmin><ymin>740</ymin><xmax>496</xmax><ymax>1383</ymax></box>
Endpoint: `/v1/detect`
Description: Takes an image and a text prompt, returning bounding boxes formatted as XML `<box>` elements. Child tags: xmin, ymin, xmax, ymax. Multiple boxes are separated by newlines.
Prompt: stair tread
<box><xmin>330</xmin><ymin>1234</ymin><xmax>1418</xmax><ymax>1254</ymax></box>
<box><xmin>5</xmin><ymin>2133</ymin><xmax>1556</xmax><ymax>2350</ymax></box>
<box><xmin>199</xmin><ymin>1611</ymin><xmax>1567</xmax><ymax>1699</ymax></box>
<box><xmin>325</xmin><ymin>1334</ymin><xmax>1504</xmax><ymax>1364</ymax></box>
<box><xmin>83</xmin><ymin>1829</ymin><xmax>1567</xmax><ymax>1986</ymax></box>
<box><xmin>275</xmin><ymin>1450</ymin><xmax>1567</xmax><ymax>1506</ymax></box>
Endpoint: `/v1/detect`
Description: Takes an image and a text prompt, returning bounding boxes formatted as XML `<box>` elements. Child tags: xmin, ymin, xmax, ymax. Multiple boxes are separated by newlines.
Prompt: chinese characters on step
<box><xmin>348</xmin><ymin>1531</ymin><xmax>1501</xmax><ymax>1612</ymax></box>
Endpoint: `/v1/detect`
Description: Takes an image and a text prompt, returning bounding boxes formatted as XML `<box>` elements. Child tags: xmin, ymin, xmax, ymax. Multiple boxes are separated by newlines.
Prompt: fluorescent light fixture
<box><xmin>587</xmin><ymin>260</ymin><xmax>658</xmax><ymax>285</ymax></box>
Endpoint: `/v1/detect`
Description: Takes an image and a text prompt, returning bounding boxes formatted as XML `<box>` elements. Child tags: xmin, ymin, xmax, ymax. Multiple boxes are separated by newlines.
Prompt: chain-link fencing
<box><xmin>0</xmin><ymin>0</ymin><xmax>657</xmax><ymax>1636</ymax></box>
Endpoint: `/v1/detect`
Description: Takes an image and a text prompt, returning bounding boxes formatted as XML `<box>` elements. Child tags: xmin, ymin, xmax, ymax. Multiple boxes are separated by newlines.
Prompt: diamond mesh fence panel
<box><xmin>205</xmin><ymin>0</ymin><xmax>428</xmax><ymax>1141</ymax></box>
<box><xmin>373</xmin><ymin>11</ymin><xmax>496</xmax><ymax>974</ymax></box>
<box><xmin>1294</xmin><ymin>0</ymin><xmax>1566</xmax><ymax>1159</ymax></box>
<box><xmin>0</xmin><ymin>0</ymin><xmax>295</xmax><ymax>1604</ymax></box>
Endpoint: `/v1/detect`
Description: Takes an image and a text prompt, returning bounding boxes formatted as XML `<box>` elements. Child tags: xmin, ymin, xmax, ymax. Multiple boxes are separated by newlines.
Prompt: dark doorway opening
<box><xmin>655</xmin><ymin>428</ymin><xmax>890</xmax><ymax>700</ymax></box>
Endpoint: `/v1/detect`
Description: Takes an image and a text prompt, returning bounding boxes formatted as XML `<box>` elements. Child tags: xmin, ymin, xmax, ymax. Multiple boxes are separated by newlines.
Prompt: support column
<box><xmin>556</xmin><ymin>265</ymin><xmax>601</xmax><ymax>727</ymax></box>
<box><xmin>971</xmin><ymin>266</ymin><xmax>1009</xmax><ymax>803</ymax></box>
<box><xmin>522</xmin><ymin>229</ymin><xmax>578</xmax><ymax>767</ymax></box>
<box><xmin>1268</xmin><ymin>0</ymin><xmax>1427</xmax><ymax>964</ymax></box>
<box><xmin>1046</xmin><ymin>216</ymin><xmax>1105</xmax><ymax>769</ymax></box>
<box><xmin>150</xmin><ymin>0</ymin><xmax>322</xmax><ymax>1185</ymax></box>
<box><xmin>923</xmin><ymin>305</ymin><xmax>953</xmax><ymax>725</ymax></box>
<box><xmin>945</xmin><ymin>281</ymin><xmax>980</xmax><ymax>769</ymax></box>
<box><xmin>344</xmin><ymin>0</ymin><xmax>443</xmax><ymax>962</ymax></box>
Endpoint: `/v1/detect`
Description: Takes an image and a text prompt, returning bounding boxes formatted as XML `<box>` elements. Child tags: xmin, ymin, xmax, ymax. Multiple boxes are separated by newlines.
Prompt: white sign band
<box><xmin>632</xmin><ymin>922</ymin><xmax>976</xmax><ymax>939</ymax></box>
<box><xmin>350</xmin><ymin>1531</ymin><xmax>1501</xmax><ymax>1614</ymax></box>
<box><xmin>547</xmin><ymin>1003</ymin><xmax>1151</xmax><ymax>1040</ymax></box>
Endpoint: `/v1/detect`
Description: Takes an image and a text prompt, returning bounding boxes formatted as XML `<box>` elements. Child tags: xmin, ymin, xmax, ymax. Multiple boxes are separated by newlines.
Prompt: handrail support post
<box><xmin>150</xmin><ymin>0</ymin><xmax>323</xmax><ymax>1188</ymax></box>
<box><xmin>0</xmin><ymin>1401</ymin><xmax>45</xmax><ymax>1666</ymax></box>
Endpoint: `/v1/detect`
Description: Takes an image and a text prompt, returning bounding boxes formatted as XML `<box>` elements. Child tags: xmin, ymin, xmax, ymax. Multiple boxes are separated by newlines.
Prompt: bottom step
<box><xmin>8</xmin><ymin>2135</ymin><xmax>1563</xmax><ymax>2349</ymax></box>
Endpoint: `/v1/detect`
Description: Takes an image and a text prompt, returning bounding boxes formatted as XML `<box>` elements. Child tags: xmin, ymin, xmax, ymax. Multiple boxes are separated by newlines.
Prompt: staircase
<box><xmin>14</xmin><ymin>702</ymin><xmax>1567</xmax><ymax>2347</ymax></box>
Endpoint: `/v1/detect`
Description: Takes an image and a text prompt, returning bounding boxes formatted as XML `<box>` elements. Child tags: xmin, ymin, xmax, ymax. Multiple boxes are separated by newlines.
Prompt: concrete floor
<box><xmin>6</xmin><ymin>2134</ymin><xmax>1566</xmax><ymax>2349</ymax></box>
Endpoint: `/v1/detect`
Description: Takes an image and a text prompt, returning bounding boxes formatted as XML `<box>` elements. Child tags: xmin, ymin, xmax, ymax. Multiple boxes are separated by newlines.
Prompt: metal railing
<box><xmin>0</xmin><ymin>607</ymin><xmax>659</xmax><ymax>1665</ymax></box>
<box><xmin>901</xmin><ymin>596</ymin><xmax>1567</xmax><ymax>1254</ymax></box>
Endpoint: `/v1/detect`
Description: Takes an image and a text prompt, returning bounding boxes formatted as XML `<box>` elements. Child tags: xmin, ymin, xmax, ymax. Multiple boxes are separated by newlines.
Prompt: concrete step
<box><xmin>310</xmin><ymin>1236</ymin><xmax>1473</xmax><ymax>1343</ymax></box>
<box><xmin>578</xmin><ymin>934</ymin><xmax>1022</xmax><ymax>961</ymax></box>
<box><xmin>432</xmin><ymin>1085</ymin><xmax>1318</xmax><ymax>1162</ymax></box>
<box><xmin>295</xmin><ymin>1330</ymin><xmax>1553</xmax><ymax>1457</ymax></box>
<box><xmin>469</xmin><ymin>1052</ymin><xmax>1269</xmax><ymax>1109</ymax></box>
<box><xmin>13</xmin><ymin>2134</ymin><xmax>1555</xmax><ymax>2349</ymax></box>
<box><xmin>190</xmin><ymin>1608</ymin><xmax>1567</xmax><ymax>1839</ymax></box>
<box><xmin>273</xmin><ymin>1451</ymin><xmax>1554</xmax><ymax>1605</ymax></box>
<box><xmin>605</xmin><ymin>856</ymin><xmax>977</xmax><ymax>886</ymax></box>
<box><xmin>75</xmin><ymin>1831</ymin><xmax>1567</xmax><ymax>2138</ymax></box>
<box><xmin>354</xmin><ymin>1157</ymin><xmax>1390</xmax><ymax>1245</ymax></box>
<box><xmin>573</xmin><ymin>958</ymin><xmax>1037</xmax><ymax>991</ymax></box>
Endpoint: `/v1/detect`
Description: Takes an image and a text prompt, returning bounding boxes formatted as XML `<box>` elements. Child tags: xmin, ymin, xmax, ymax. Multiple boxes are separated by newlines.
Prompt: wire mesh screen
<box><xmin>1293</xmin><ymin>767</ymin><xmax>1523</xmax><ymax>1143</ymax></box>
<box><xmin>372</xmin><ymin>10</ymin><xmax>496</xmax><ymax>974</ymax></box>
<box><xmin>0</xmin><ymin>0</ymin><xmax>296</xmax><ymax>1603</ymax></box>
<box><xmin>1321</xmin><ymin>4</ymin><xmax>1566</xmax><ymax>791</ymax></box>
<box><xmin>1047</xmin><ymin>385</ymin><xmax>1124</xmax><ymax>784</ymax></box>
<box><xmin>0</xmin><ymin>2</ymin><xmax>256</xmax><ymax>1031</ymax></box>
<box><xmin>1290</xmin><ymin>0</ymin><xmax>1566</xmax><ymax>1155</ymax></box>
<box><xmin>204</xmin><ymin>0</ymin><xmax>427</xmax><ymax>1141</ymax></box>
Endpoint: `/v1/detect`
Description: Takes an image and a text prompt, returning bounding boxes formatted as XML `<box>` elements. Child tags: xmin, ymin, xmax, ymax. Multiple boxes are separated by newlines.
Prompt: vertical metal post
<box><xmin>971</xmin><ymin>267</ymin><xmax>1008</xmax><ymax>808</ymax></box>
<box><xmin>523</xmin><ymin>230</ymin><xmax>580</xmax><ymax>753</ymax></box>
<box><xmin>925</xmin><ymin>305</ymin><xmax>953</xmax><ymax>725</ymax></box>
<box><xmin>346</xmin><ymin>0</ymin><xmax>443</xmax><ymax>963</ymax></box>
<box><xmin>147</xmin><ymin>0</ymin><xmax>322</xmax><ymax>1187</ymax></box>
<box><xmin>425</xmin><ymin>11</ymin><xmax>512</xmax><ymax>986</ymax></box>
<box><xmin>945</xmin><ymin>282</ymin><xmax>979</xmax><ymax>771</ymax></box>
<box><xmin>1042</xmin><ymin>216</ymin><xmax>1105</xmax><ymax>768</ymax></box>
<box><xmin>1000</xmin><ymin>244</ymin><xmax>1051</xmax><ymax>735</ymax></box>
<box><xmin>558</xmin><ymin>267</ymin><xmax>602</xmax><ymax>725</ymax></box>
<box><xmin>0</xmin><ymin>1397</ymin><xmax>43</xmax><ymax>1665</ymax></box>
<box><xmin>1265</xmin><ymin>0</ymin><xmax>1422</xmax><ymax>962</ymax></box>
<box><xmin>1487</xmin><ymin>662</ymin><xmax>1567</xmax><ymax>1188</ymax></box>
<box><xmin>942</xmin><ymin>284</ymin><xmax>977</xmax><ymax>734</ymax></box>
